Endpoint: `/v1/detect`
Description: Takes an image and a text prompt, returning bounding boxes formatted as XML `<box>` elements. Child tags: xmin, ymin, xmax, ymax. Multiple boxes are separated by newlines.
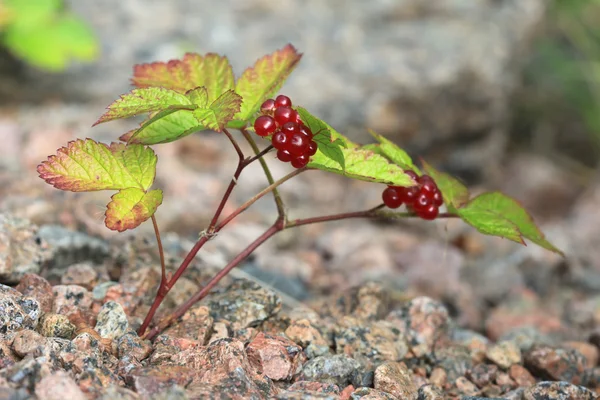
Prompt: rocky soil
<box><xmin>0</xmin><ymin>128</ymin><xmax>598</xmax><ymax>399</ymax></box>
<box><xmin>1</xmin><ymin>0</ymin><xmax>599</xmax><ymax>398</ymax></box>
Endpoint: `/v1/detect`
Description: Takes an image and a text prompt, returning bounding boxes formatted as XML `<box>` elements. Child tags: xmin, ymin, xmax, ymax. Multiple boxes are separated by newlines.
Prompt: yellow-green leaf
<box><xmin>121</xmin><ymin>110</ymin><xmax>204</xmax><ymax>145</ymax></box>
<box><xmin>105</xmin><ymin>188</ymin><xmax>163</xmax><ymax>232</ymax></box>
<box><xmin>457</xmin><ymin>192</ymin><xmax>564</xmax><ymax>255</ymax></box>
<box><xmin>37</xmin><ymin>139</ymin><xmax>157</xmax><ymax>192</ymax></box>
<box><xmin>192</xmin><ymin>90</ymin><xmax>242</xmax><ymax>132</ymax></box>
<box><xmin>94</xmin><ymin>87</ymin><xmax>195</xmax><ymax>125</ymax></box>
<box><xmin>233</xmin><ymin>44</ymin><xmax>302</xmax><ymax>124</ymax></box>
<box><xmin>368</xmin><ymin>130</ymin><xmax>419</xmax><ymax>174</ymax></box>
<box><xmin>308</xmin><ymin>147</ymin><xmax>416</xmax><ymax>187</ymax></box>
<box><xmin>296</xmin><ymin>107</ymin><xmax>353</xmax><ymax>168</ymax></box>
<box><xmin>131</xmin><ymin>53</ymin><xmax>235</xmax><ymax>101</ymax></box>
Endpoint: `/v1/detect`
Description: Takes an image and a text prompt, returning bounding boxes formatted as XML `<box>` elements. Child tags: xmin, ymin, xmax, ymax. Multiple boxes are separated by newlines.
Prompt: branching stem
<box><xmin>143</xmin><ymin>204</ymin><xmax>459</xmax><ymax>340</ymax></box>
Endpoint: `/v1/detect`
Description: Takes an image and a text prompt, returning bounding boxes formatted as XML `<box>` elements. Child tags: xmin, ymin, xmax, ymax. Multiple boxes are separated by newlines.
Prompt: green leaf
<box><xmin>309</xmin><ymin>147</ymin><xmax>416</xmax><ymax>187</ymax></box>
<box><xmin>4</xmin><ymin>0</ymin><xmax>61</xmax><ymax>28</ymax></box>
<box><xmin>3</xmin><ymin>1</ymin><xmax>98</xmax><ymax>71</ymax></box>
<box><xmin>37</xmin><ymin>139</ymin><xmax>157</xmax><ymax>192</ymax></box>
<box><xmin>105</xmin><ymin>188</ymin><xmax>163</xmax><ymax>232</ymax></box>
<box><xmin>457</xmin><ymin>192</ymin><xmax>564</xmax><ymax>255</ymax></box>
<box><xmin>368</xmin><ymin>130</ymin><xmax>419</xmax><ymax>173</ymax></box>
<box><xmin>296</xmin><ymin>107</ymin><xmax>350</xmax><ymax>168</ymax></box>
<box><xmin>192</xmin><ymin>90</ymin><xmax>242</xmax><ymax>132</ymax></box>
<box><xmin>421</xmin><ymin>160</ymin><xmax>469</xmax><ymax>209</ymax></box>
<box><xmin>94</xmin><ymin>87</ymin><xmax>194</xmax><ymax>125</ymax></box>
<box><xmin>233</xmin><ymin>44</ymin><xmax>302</xmax><ymax>124</ymax></box>
<box><xmin>131</xmin><ymin>53</ymin><xmax>235</xmax><ymax>101</ymax></box>
<box><xmin>186</xmin><ymin>87</ymin><xmax>209</xmax><ymax>107</ymax></box>
<box><xmin>51</xmin><ymin>14</ymin><xmax>98</xmax><ymax>61</ymax></box>
<box><xmin>121</xmin><ymin>110</ymin><xmax>204</xmax><ymax>145</ymax></box>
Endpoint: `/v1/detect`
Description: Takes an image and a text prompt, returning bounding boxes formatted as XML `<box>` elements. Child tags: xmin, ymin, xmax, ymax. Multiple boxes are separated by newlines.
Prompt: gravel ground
<box><xmin>1</xmin><ymin>0</ymin><xmax>599</xmax><ymax>398</ymax></box>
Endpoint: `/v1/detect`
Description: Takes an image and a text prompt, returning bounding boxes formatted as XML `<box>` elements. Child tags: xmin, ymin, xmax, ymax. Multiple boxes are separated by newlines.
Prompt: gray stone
<box><xmin>95</xmin><ymin>301</ymin><xmax>129</xmax><ymax>340</ymax></box>
<box><xmin>204</xmin><ymin>279</ymin><xmax>281</xmax><ymax>332</ymax></box>
<box><xmin>417</xmin><ymin>384</ymin><xmax>444</xmax><ymax>400</ymax></box>
<box><xmin>0</xmin><ymin>213</ymin><xmax>51</xmax><ymax>284</ymax></box>
<box><xmin>523</xmin><ymin>381</ymin><xmax>597</xmax><ymax>400</ymax></box>
<box><xmin>334</xmin><ymin>316</ymin><xmax>408</xmax><ymax>371</ymax></box>
<box><xmin>37</xmin><ymin>225</ymin><xmax>109</xmax><ymax>283</ymax></box>
<box><xmin>0</xmin><ymin>285</ymin><xmax>41</xmax><ymax>335</ymax></box>
<box><xmin>92</xmin><ymin>281</ymin><xmax>119</xmax><ymax>301</ymax></box>
<box><xmin>300</xmin><ymin>354</ymin><xmax>362</xmax><ymax>387</ymax></box>
<box><xmin>388</xmin><ymin>296</ymin><xmax>450</xmax><ymax>357</ymax></box>
<box><xmin>351</xmin><ymin>388</ymin><xmax>397</xmax><ymax>400</ymax></box>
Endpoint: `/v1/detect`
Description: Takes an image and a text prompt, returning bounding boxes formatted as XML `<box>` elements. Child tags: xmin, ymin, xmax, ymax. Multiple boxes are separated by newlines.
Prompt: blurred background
<box><xmin>1</xmin><ymin>0</ymin><xmax>600</xmax><ymax>338</ymax></box>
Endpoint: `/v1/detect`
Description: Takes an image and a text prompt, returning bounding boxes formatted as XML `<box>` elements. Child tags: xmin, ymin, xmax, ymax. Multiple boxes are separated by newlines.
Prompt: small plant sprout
<box><xmin>37</xmin><ymin>44</ymin><xmax>563</xmax><ymax>339</ymax></box>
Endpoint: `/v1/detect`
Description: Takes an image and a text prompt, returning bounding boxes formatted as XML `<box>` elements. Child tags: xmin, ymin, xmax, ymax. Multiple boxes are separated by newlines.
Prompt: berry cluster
<box><xmin>253</xmin><ymin>95</ymin><xmax>318</xmax><ymax>169</ymax></box>
<box><xmin>382</xmin><ymin>171</ymin><xmax>444</xmax><ymax>220</ymax></box>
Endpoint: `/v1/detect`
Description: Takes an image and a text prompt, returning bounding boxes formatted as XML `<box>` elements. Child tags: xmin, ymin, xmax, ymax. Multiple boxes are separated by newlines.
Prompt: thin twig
<box><xmin>216</xmin><ymin>167</ymin><xmax>306</xmax><ymax>230</ymax></box>
<box><xmin>240</xmin><ymin>127</ymin><xmax>285</xmax><ymax>216</ymax></box>
<box><xmin>151</xmin><ymin>215</ymin><xmax>167</xmax><ymax>286</ymax></box>
<box><xmin>144</xmin><ymin>221</ymin><xmax>283</xmax><ymax>339</ymax></box>
<box><xmin>223</xmin><ymin>128</ymin><xmax>244</xmax><ymax>161</ymax></box>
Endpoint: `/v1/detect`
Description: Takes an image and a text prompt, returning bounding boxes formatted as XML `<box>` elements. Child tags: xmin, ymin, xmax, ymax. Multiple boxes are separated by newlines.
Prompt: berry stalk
<box><xmin>240</xmin><ymin>127</ymin><xmax>285</xmax><ymax>217</ymax></box>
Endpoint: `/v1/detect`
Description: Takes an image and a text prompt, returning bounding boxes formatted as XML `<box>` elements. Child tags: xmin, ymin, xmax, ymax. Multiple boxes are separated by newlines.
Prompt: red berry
<box><xmin>291</xmin><ymin>154</ymin><xmax>309</xmax><ymax>168</ymax></box>
<box><xmin>288</xmin><ymin>133</ymin><xmax>308</xmax><ymax>156</ymax></box>
<box><xmin>307</xmin><ymin>141</ymin><xmax>318</xmax><ymax>156</ymax></box>
<box><xmin>260</xmin><ymin>99</ymin><xmax>276</xmax><ymax>114</ymax></box>
<box><xmin>382</xmin><ymin>187</ymin><xmax>403</xmax><ymax>209</ymax></box>
<box><xmin>405</xmin><ymin>170</ymin><xmax>419</xmax><ymax>181</ymax></box>
<box><xmin>272</xmin><ymin>131</ymin><xmax>289</xmax><ymax>150</ymax></box>
<box><xmin>274</xmin><ymin>107</ymin><xmax>298</xmax><ymax>126</ymax></box>
<box><xmin>281</xmin><ymin>122</ymin><xmax>299</xmax><ymax>135</ymax></box>
<box><xmin>417</xmin><ymin>204</ymin><xmax>439</xmax><ymax>220</ymax></box>
<box><xmin>419</xmin><ymin>175</ymin><xmax>437</xmax><ymax>194</ymax></box>
<box><xmin>432</xmin><ymin>190</ymin><xmax>443</xmax><ymax>207</ymax></box>
<box><xmin>275</xmin><ymin>95</ymin><xmax>292</xmax><ymax>108</ymax></box>
<box><xmin>413</xmin><ymin>192</ymin><xmax>432</xmax><ymax>211</ymax></box>
<box><xmin>299</xmin><ymin>124</ymin><xmax>313</xmax><ymax>139</ymax></box>
<box><xmin>277</xmin><ymin>149</ymin><xmax>292</xmax><ymax>162</ymax></box>
<box><xmin>254</xmin><ymin>115</ymin><xmax>277</xmax><ymax>137</ymax></box>
<box><xmin>399</xmin><ymin>186</ymin><xmax>419</xmax><ymax>205</ymax></box>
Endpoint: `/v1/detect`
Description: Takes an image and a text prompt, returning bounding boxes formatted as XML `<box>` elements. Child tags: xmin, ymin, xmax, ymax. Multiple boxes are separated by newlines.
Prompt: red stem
<box><xmin>138</xmin><ymin>130</ymin><xmax>256</xmax><ymax>336</ymax></box>
<box><xmin>144</xmin><ymin>221</ymin><xmax>283</xmax><ymax>339</ymax></box>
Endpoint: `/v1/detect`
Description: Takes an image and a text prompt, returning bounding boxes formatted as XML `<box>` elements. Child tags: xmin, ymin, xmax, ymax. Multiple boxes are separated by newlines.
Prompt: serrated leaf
<box><xmin>233</xmin><ymin>44</ymin><xmax>302</xmax><ymax>124</ymax></box>
<box><xmin>105</xmin><ymin>188</ymin><xmax>163</xmax><ymax>232</ymax></box>
<box><xmin>131</xmin><ymin>53</ymin><xmax>235</xmax><ymax>101</ymax></box>
<box><xmin>37</xmin><ymin>139</ymin><xmax>157</xmax><ymax>192</ymax></box>
<box><xmin>186</xmin><ymin>86</ymin><xmax>209</xmax><ymax>107</ymax></box>
<box><xmin>457</xmin><ymin>192</ymin><xmax>564</xmax><ymax>255</ymax></box>
<box><xmin>368</xmin><ymin>130</ymin><xmax>419</xmax><ymax>173</ymax></box>
<box><xmin>308</xmin><ymin>147</ymin><xmax>416</xmax><ymax>187</ymax></box>
<box><xmin>421</xmin><ymin>160</ymin><xmax>469</xmax><ymax>209</ymax></box>
<box><xmin>296</xmin><ymin>107</ymin><xmax>350</xmax><ymax>168</ymax></box>
<box><xmin>192</xmin><ymin>90</ymin><xmax>242</xmax><ymax>132</ymax></box>
<box><xmin>94</xmin><ymin>87</ymin><xmax>194</xmax><ymax>125</ymax></box>
<box><xmin>121</xmin><ymin>110</ymin><xmax>204</xmax><ymax>145</ymax></box>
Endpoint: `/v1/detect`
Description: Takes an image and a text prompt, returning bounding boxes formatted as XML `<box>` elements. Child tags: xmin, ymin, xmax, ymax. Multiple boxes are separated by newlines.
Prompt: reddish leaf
<box><xmin>131</xmin><ymin>53</ymin><xmax>235</xmax><ymax>101</ymax></box>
